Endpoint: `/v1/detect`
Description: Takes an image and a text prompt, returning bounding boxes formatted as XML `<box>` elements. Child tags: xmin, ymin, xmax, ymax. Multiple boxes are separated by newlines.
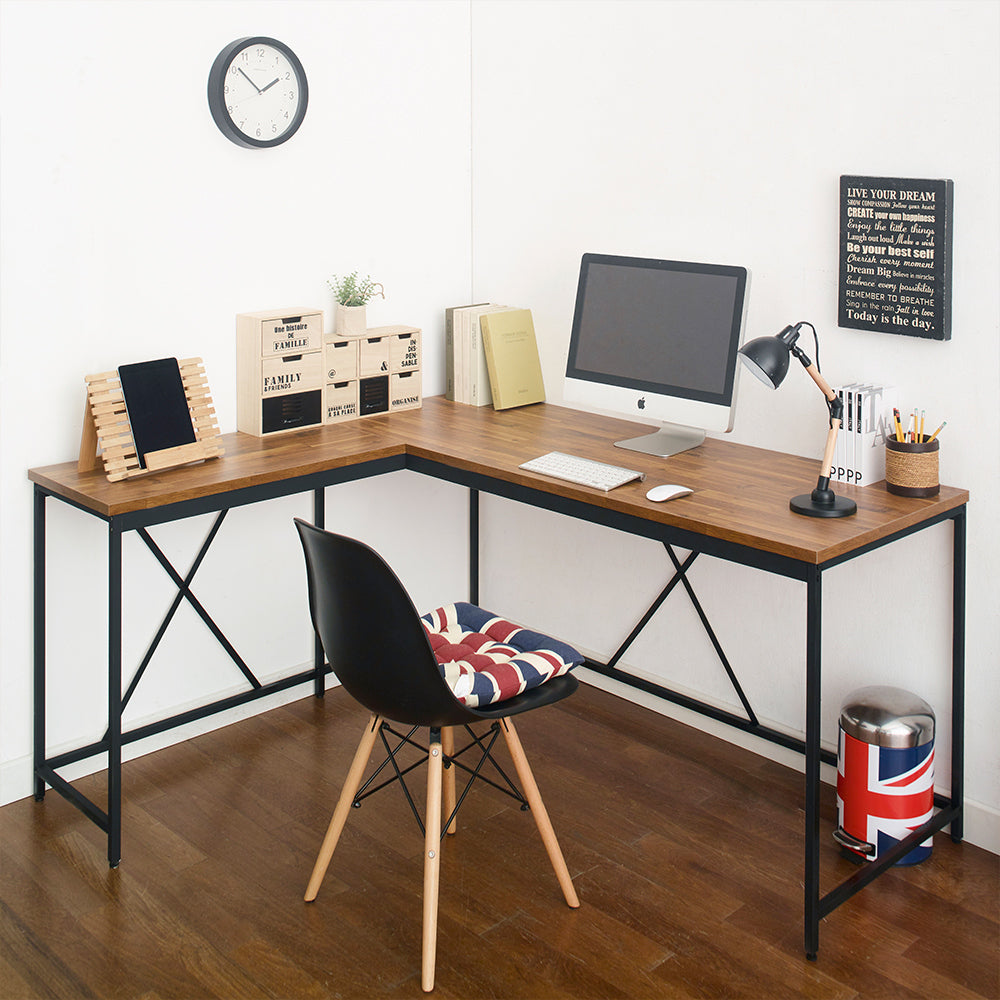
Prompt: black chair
<box><xmin>294</xmin><ymin>518</ymin><xmax>581</xmax><ymax>992</ymax></box>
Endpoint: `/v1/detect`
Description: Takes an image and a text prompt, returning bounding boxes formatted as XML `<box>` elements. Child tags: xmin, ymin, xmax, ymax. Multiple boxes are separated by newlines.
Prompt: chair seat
<box><xmin>421</xmin><ymin>603</ymin><xmax>583</xmax><ymax>708</ymax></box>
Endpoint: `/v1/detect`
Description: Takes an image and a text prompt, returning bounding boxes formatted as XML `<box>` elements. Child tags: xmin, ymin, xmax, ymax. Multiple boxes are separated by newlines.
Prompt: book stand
<box><xmin>80</xmin><ymin>357</ymin><xmax>224</xmax><ymax>482</ymax></box>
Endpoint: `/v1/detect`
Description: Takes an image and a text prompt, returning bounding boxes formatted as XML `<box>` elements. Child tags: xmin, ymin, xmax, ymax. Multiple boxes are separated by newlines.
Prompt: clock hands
<box><xmin>260</xmin><ymin>77</ymin><xmax>281</xmax><ymax>94</ymax></box>
<box><xmin>237</xmin><ymin>67</ymin><xmax>262</xmax><ymax>94</ymax></box>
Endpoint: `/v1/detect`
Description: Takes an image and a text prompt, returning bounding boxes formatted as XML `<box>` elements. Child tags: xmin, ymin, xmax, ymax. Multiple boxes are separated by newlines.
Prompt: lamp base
<box><xmin>790</xmin><ymin>492</ymin><xmax>858</xmax><ymax>518</ymax></box>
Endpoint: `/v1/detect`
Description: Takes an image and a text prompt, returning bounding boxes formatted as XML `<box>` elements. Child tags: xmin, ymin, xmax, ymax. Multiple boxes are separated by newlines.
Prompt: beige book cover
<box><xmin>480</xmin><ymin>308</ymin><xmax>545</xmax><ymax>410</ymax></box>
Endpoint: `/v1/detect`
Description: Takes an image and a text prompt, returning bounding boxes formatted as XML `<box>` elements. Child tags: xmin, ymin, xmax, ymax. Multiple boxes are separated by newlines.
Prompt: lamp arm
<box><xmin>799</xmin><ymin>360</ymin><xmax>841</xmax><ymax>479</ymax></box>
<box><xmin>800</xmin><ymin>359</ymin><xmax>836</xmax><ymax>403</ymax></box>
<box><xmin>818</xmin><ymin>413</ymin><xmax>840</xmax><ymax>480</ymax></box>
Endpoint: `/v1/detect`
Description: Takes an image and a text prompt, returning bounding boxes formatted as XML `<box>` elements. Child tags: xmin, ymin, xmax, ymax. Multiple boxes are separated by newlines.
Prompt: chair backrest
<box><xmin>294</xmin><ymin>518</ymin><xmax>473</xmax><ymax>728</ymax></box>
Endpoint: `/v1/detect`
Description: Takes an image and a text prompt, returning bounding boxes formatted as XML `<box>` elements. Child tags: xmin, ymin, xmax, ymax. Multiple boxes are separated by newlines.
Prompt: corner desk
<box><xmin>29</xmin><ymin>395</ymin><xmax>968</xmax><ymax>959</ymax></box>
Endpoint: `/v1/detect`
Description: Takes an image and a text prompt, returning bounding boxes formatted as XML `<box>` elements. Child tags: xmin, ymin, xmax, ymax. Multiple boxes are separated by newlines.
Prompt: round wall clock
<box><xmin>208</xmin><ymin>37</ymin><xmax>308</xmax><ymax>148</ymax></box>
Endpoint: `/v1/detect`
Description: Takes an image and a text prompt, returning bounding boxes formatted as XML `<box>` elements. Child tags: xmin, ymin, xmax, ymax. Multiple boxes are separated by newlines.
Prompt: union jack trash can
<box><xmin>835</xmin><ymin>685</ymin><xmax>935</xmax><ymax>865</ymax></box>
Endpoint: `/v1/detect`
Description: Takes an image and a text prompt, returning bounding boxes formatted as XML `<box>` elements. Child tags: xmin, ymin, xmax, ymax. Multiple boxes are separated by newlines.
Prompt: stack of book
<box><xmin>445</xmin><ymin>304</ymin><xmax>545</xmax><ymax>410</ymax></box>
<box><xmin>830</xmin><ymin>383</ymin><xmax>898</xmax><ymax>487</ymax></box>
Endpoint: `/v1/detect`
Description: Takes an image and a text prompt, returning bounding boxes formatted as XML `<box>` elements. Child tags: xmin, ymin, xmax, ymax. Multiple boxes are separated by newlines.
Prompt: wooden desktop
<box><xmin>29</xmin><ymin>395</ymin><xmax>968</xmax><ymax>959</ymax></box>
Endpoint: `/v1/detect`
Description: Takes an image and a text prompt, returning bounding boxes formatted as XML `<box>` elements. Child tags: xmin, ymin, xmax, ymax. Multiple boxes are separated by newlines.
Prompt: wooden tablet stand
<box><xmin>80</xmin><ymin>357</ymin><xmax>224</xmax><ymax>482</ymax></box>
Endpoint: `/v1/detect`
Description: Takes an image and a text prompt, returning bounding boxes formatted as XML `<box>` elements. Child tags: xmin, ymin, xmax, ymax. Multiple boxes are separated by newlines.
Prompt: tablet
<box><xmin>117</xmin><ymin>357</ymin><xmax>197</xmax><ymax>468</ymax></box>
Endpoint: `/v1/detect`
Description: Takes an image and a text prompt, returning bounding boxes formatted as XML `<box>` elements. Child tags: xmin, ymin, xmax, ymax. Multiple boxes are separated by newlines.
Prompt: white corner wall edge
<box><xmin>577</xmin><ymin>666</ymin><xmax>1000</xmax><ymax>858</ymax></box>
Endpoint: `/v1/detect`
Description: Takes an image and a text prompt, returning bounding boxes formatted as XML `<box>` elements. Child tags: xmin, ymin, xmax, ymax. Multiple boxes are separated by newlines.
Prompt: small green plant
<box><xmin>328</xmin><ymin>272</ymin><xmax>385</xmax><ymax>307</ymax></box>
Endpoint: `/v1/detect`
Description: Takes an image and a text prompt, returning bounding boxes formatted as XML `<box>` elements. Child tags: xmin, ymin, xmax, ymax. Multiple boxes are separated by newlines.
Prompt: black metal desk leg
<box><xmin>804</xmin><ymin>565</ymin><xmax>823</xmax><ymax>960</ymax></box>
<box><xmin>469</xmin><ymin>489</ymin><xmax>480</xmax><ymax>606</ymax></box>
<box><xmin>313</xmin><ymin>488</ymin><xmax>326</xmax><ymax>697</ymax></box>
<box><xmin>951</xmin><ymin>507</ymin><xmax>966</xmax><ymax>842</ymax></box>
<box><xmin>107</xmin><ymin>521</ymin><xmax>123</xmax><ymax>868</ymax></box>
<box><xmin>33</xmin><ymin>487</ymin><xmax>47</xmax><ymax>801</ymax></box>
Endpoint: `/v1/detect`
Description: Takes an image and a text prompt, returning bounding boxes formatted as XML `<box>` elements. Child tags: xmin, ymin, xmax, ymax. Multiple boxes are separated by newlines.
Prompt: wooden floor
<box><xmin>2</xmin><ymin>682</ymin><xmax>997</xmax><ymax>999</ymax></box>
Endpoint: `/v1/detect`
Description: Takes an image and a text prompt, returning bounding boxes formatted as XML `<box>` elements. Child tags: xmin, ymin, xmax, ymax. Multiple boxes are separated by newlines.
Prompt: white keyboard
<box><xmin>519</xmin><ymin>451</ymin><xmax>645</xmax><ymax>491</ymax></box>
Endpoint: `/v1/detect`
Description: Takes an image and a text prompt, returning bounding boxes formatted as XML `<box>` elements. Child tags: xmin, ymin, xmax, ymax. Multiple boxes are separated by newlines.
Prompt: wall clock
<box><xmin>208</xmin><ymin>37</ymin><xmax>308</xmax><ymax>148</ymax></box>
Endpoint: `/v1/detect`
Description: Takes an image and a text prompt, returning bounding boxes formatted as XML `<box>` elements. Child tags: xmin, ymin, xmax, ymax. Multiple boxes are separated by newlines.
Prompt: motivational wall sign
<box><xmin>839</xmin><ymin>175</ymin><xmax>953</xmax><ymax>340</ymax></box>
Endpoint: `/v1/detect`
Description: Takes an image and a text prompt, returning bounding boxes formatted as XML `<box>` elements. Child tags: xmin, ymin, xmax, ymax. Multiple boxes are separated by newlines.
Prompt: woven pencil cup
<box><xmin>885</xmin><ymin>438</ymin><xmax>939</xmax><ymax>497</ymax></box>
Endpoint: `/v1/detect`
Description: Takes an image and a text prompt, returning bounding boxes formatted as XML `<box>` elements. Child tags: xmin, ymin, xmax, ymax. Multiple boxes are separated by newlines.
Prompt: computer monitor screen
<box><xmin>564</xmin><ymin>253</ymin><xmax>750</xmax><ymax>456</ymax></box>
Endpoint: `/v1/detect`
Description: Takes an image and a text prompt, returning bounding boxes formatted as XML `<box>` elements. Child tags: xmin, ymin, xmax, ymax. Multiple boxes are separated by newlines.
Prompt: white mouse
<box><xmin>646</xmin><ymin>484</ymin><xmax>693</xmax><ymax>502</ymax></box>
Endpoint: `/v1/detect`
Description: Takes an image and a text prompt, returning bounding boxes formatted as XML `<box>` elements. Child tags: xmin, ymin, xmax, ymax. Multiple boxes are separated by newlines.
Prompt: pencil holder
<box><xmin>885</xmin><ymin>438</ymin><xmax>939</xmax><ymax>497</ymax></box>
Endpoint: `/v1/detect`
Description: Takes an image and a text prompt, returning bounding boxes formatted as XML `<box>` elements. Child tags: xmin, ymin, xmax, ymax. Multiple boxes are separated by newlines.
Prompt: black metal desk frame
<box><xmin>33</xmin><ymin>452</ymin><xmax>965</xmax><ymax>961</ymax></box>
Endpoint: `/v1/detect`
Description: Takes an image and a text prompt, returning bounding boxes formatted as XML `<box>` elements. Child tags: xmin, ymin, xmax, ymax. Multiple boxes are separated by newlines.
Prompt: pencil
<box><xmin>927</xmin><ymin>420</ymin><xmax>947</xmax><ymax>443</ymax></box>
<box><xmin>918</xmin><ymin>410</ymin><xmax>926</xmax><ymax>443</ymax></box>
<box><xmin>893</xmin><ymin>408</ymin><xmax>904</xmax><ymax>442</ymax></box>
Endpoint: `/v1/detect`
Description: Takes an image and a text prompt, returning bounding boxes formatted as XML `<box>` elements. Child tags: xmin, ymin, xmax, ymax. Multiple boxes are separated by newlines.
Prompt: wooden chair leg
<box><xmin>442</xmin><ymin>727</ymin><xmax>457</xmax><ymax>835</ymax></box>
<box><xmin>304</xmin><ymin>713</ymin><xmax>381</xmax><ymax>903</ymax></box>
<box><xmin>500</xmin><ymin>717</ymin><xmax>580</xmax><ymax>909</ymax></box>
<box><xmin>422</xmin><ymin>730</ymin><xmax>444</xmax><ymax>992</ymax></box>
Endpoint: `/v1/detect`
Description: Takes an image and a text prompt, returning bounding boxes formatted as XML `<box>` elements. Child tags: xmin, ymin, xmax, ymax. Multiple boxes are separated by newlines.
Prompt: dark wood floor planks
<box><xmin>1</xmin><ymin>682</ymin><xmax>997</xmax><ymax>999</ymax></box>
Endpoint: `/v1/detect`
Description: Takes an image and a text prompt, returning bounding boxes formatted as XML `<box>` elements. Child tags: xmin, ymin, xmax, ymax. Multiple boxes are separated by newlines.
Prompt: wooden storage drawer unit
<box><xmin>237</xmin><ymin>308</ymin><xmax>324</xmax><ymax>436</ymax></box>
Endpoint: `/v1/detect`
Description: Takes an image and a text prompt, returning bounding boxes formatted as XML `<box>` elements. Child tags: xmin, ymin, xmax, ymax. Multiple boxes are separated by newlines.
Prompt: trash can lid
<box><xmin>840</xmin><ymin>685</ymin><xmax>935</xmax><ymax>748</ymax></box>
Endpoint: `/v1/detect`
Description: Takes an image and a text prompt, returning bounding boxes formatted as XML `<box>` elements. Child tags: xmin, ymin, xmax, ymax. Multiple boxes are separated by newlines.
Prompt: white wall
<box><xmin>1</xmin><ymin>0</ymin><xmax>997</xmax><ymax>853</ymax></box>
<box><xmin>469</xmin><ymin>0</ymin><xmax>1000</xmax><ymax>851</ymax></box>
<box><xmin>0</xmin><ymin>0</ymin><xmax>473</xmax><ymax>789</ymax></box>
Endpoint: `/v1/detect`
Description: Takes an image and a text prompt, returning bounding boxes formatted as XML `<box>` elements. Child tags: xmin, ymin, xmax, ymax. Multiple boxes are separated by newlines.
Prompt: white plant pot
<box><xmin>336</xmin><ymin>304</ymin><xmax>367</xmax><ymax>337</ymax></box>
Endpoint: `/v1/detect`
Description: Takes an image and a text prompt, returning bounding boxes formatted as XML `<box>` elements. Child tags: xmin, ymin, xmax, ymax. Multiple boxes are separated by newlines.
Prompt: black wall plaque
<box><xmin>839</xmin><ymin>175</ymin><xmax>953</xmax><ymax>340</ymax></box>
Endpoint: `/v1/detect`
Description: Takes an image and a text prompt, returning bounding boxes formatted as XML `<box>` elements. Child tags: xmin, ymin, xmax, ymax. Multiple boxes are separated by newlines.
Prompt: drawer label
<box><xmin>264</xmin><ymin>371</ymin><xmax>303</xmax><ymax>393</ymax></box>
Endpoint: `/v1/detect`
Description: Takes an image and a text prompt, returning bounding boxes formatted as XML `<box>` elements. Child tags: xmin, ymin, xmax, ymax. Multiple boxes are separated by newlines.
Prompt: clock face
<box><xmin>208</xmin><ymin>37</ymin><xmax>308</xmax><ymax>148</ymax></box>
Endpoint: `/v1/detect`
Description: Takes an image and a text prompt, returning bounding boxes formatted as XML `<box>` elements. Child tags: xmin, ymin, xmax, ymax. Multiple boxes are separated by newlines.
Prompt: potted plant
<box><xmin>328</xmin><ymin>272</ymin><xmax>385</xmax><ymax>337</ymax></box>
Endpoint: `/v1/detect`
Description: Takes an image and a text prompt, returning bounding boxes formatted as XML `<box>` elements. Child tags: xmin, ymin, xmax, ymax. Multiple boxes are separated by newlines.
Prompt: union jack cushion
<box><xmin>421</xmin><ymin>603</ymin><xmax>583</xmax><ymax>707</ymax></box>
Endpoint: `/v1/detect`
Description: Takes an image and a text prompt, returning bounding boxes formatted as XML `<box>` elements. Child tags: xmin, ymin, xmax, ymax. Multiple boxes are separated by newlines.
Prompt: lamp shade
<box><xmin>738</xmin><ymin>335</ymin><xmax>791</xmax><ymax>389</ymax></box>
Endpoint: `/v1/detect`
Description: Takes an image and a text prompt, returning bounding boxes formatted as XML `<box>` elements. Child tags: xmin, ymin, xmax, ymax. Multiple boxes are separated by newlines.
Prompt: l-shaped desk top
<box><xmin>30</xmin><ymin>395</ymin><xmax>968</xmax><ymax>566</ymax></box>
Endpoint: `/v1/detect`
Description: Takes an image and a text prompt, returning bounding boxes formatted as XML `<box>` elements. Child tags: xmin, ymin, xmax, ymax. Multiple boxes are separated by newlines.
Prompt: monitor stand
<box><xmin>614</xmin><ymin>423</ymin><xmax>706</xmax><ymax>458</ymax></box>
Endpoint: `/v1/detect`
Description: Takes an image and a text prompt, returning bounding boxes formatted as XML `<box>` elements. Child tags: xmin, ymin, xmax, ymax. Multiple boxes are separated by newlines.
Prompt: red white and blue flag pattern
<box><xmin>836</xmin><ymin>727</ymin><xmax>934</xmax><ymax>865</ymax></box>
<box><xmin>421</xmin><ymin>603</ymin><xmax>583</xmax><ymax>708</ymax></box>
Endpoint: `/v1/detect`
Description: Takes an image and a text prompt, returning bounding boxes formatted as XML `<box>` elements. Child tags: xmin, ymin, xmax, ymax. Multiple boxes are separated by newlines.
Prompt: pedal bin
<box><xmin>834</xmin><ymin>685</ymin><xmax>935</xmax><ymax>865</ymax></box>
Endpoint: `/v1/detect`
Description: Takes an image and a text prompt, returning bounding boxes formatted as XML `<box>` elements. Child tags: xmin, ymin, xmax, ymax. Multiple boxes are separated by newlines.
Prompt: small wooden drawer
<box><xmin>261</xmin><ymin>351</ymin><xmax>323</xmax><ymax>399</ymax></box>
<box><xmin>259</xmin><ymin>311</ymin><xmax>323</xmax><ymax>357</ymax></box>
<box><xmin>359</xmin><ymin>335</ymin><xmax>390</xmax><ymax>378</ymax></box>
<box><xmin>325</xmin><ymin>340</ymin><xmax>359</xmax><ymax>383</ymax></box>
<box><xmin>261</xmin><ymin>390</ymin><xmax>322</xmax><ymax>434</ymax></box>
<box><xmin>390</xmin><ymin>371</ymin><xmax>422</xmax><ymax>412</ymax></box>
<box><xmin>325</xmin><ymin>381</ymin><xmax>358</xmax><ymax>423</ymax></box>
<box><xmin>359</xmin><ymin>375</ymin><xmax>389</xmax><ymax>416</ymax></box>
<box><xmin>389</xmin><ymin>327</ymin><xmax>421</xmax><ymax>373</ymax></box>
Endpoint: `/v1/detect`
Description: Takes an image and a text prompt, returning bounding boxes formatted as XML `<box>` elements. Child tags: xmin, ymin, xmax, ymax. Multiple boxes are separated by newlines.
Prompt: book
<box><xmin>831</xmin><ymin>385</ymin><xmax>847</xmax><ymax>484</ymax></box>
<box><xmin>464</xmin><ymin>304</ymin><xmax>500</xmax><ymax>406</ymax></box>
<box><xmin>856</xmin><ymin>385</ymin><xmax>897</xmax><ymax>487</ymax></box>
<box><xmin>444</xmin><ymin>304</ymin><xmax>485</xmax><ymax>401</ymax></box>
<box><xmin>829</xmin><ymin>382</ymin><xmax>897</xmax><ymax>486</ymax></box>
<box><xmin>844</xmin><ymin>384</ymin><xmax>859</xmax><ymax>486</ymax></box>
<box><xmin>469</xmin><ymin>304</ymin><xmax>517</xmax><ymax>406</ymax></box>
<box><xmin>480</xmin><ymin>308</ymin><xmax>545</xmax><ymax>410</ymax></box>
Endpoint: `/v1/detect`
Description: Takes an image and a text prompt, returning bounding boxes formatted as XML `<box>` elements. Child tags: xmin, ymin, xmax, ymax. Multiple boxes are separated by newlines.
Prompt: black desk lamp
<box><xmin>738</xmin><ymin>322</ymin><xmax>857</xmax><ymax>518</ymax></box>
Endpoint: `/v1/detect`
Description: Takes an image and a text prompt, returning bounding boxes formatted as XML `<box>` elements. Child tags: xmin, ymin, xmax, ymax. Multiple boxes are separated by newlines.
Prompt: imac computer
<box><xmin>564</xmin><ymin>253</ymin><xmax>750</xmax><ymax>457</ymax></box>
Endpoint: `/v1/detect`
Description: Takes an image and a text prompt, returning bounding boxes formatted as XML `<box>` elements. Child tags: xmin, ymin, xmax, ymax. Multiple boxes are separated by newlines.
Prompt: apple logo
<box><xmin>637</xmin><ymin>397</ymin><xmax>646</xmax><ymax>410</ymax></box>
